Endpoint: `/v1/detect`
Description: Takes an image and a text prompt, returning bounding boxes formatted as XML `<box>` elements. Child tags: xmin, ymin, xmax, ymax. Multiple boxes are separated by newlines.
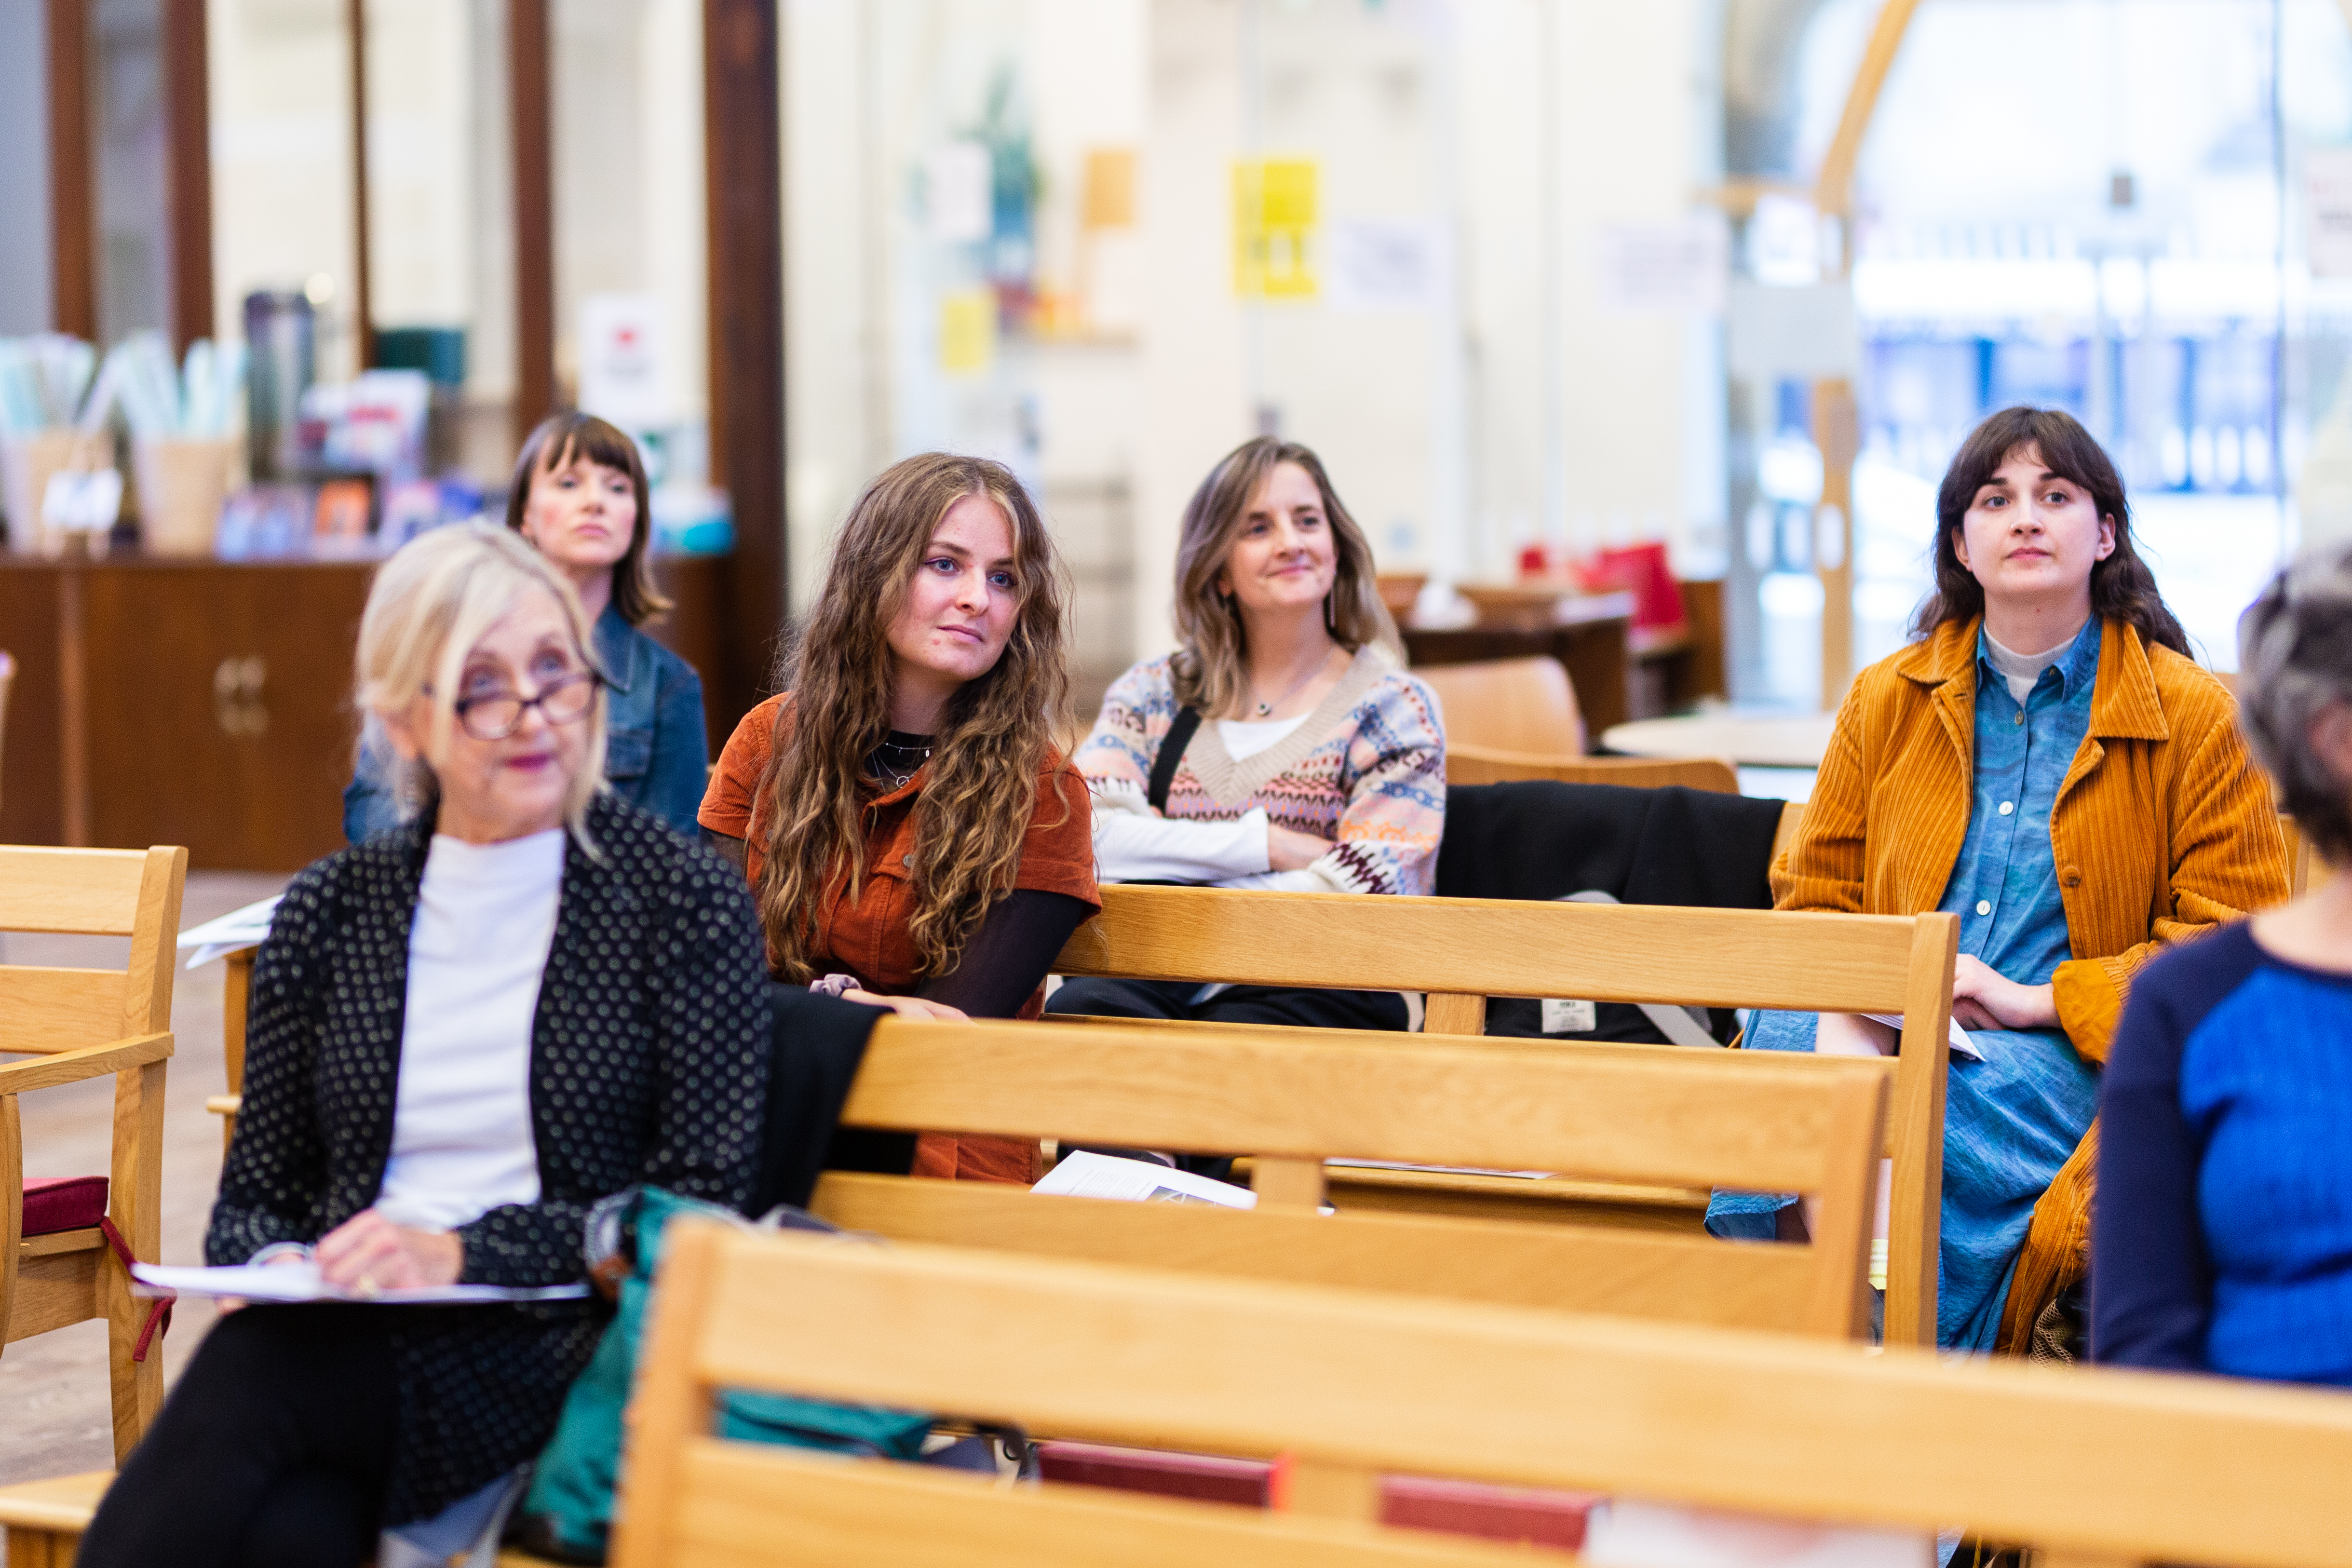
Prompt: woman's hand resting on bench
<box><xmin>840</xmin><ymin>990</ymin><xmax>971</xmax><ymax>1023</ymax></box>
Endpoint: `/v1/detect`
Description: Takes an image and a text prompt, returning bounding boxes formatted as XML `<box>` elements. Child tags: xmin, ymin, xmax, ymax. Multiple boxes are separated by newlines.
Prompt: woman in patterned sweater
<box><xmin>1056</xmin><ymin>436</ymin><xmax>1446</xmax><ymax>1037</ymax></box>
<box><xmin>82</xmin><ymin>527</ymin><xmax>771</xmax><ymax>1568</ymax></box>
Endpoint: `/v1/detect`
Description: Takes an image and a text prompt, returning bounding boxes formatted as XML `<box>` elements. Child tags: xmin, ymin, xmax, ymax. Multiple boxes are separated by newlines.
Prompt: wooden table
<box><xmin>0</xmin><ymin>547</ymin><xmax>728</xmax><ymax>868</ymax></box>
<box><xmin>1600</xmin><ymin>710</ymin><xmax>1838</xmax><ymax>769</ymax></box>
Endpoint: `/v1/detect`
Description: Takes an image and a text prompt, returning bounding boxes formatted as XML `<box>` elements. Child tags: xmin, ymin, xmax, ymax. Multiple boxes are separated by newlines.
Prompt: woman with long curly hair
<box><xmin>698</xmin><ymin>452</ymin><xmax>1098</xmax><ymax>1183</ymax></box>
<box><xmin>1708</xmin><ymin>406</ymin><xmax>2287</xmax><ymax>1358</ymax></box>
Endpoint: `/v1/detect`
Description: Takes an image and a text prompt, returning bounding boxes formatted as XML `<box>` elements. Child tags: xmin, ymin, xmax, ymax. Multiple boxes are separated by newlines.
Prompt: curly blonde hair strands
<box><xmin>1169</xmin><ymin>437</ymin><xmax>1401</xmax><ymax>718</ymax></box>
<box><xmin>754</xmin><ymin>454</ymin><xmax>1074</xmax><ymax>983</ymax></box>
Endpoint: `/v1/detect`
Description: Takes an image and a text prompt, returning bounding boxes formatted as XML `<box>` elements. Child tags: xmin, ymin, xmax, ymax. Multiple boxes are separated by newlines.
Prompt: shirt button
<box><xmin>2014</xmin><ymin>712</ymin><xmax>2024</xmax><ymax>726</ymax></box>
<box><xmin>1975</xmin><ymin>900</ymin><xmax>1991</xmax><ymax>916</ymax></box>
<box><xmin>1998</xmin><ymin>801</ymin><xmax>2014</xmax><ymax>815</ymax></box>
<box><xmin>2062</xmin><ymin>866</ymin><xmax>2082</xmax><ymax>888</ymax></box>
<box><xmin>901</xmin><ymin>854</ymin><xmax>913</xmax><ymax>867</ymax></box>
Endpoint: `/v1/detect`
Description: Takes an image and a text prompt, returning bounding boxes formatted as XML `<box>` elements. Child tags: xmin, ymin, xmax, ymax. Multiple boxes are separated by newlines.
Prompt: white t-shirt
<box><xmin>374</xmin><ymin>829</ymin><xmax>565</xmax><ymax>1231</ymax></box>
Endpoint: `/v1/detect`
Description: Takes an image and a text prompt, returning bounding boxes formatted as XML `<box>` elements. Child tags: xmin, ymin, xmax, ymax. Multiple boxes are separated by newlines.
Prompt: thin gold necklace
<box><xmin>1248</xmin><ymin>648</ymin><xmax>1337</xmax><ymax>718</ymax></box>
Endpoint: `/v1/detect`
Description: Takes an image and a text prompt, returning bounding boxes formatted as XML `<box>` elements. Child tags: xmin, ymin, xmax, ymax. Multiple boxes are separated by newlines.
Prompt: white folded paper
<box><xmin>1032</xmin><ymin>1151</ymin><xmax>1257</xmax><ymax>1210</ymax></box>
<box><xmin>132</xmin><ymin>1259</ymin><xmax>589</xmax><ymax>1305</ymax></box>
<box><xmin>176</xmin><ymin>894</ymin><xmax>283</xmax><ymax>969</ymax></box>
<box><xmin>1859</xmin><ymin>1012</ymin><xmax>1981</xmax><ymax>1062</ymax></box>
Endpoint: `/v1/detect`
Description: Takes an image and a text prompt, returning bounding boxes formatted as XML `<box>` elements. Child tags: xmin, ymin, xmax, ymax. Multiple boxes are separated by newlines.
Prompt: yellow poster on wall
<box><xmin>939</xmin><ymin>285</ymin><xmax>997</xmax><ymax>375</ymax></box>
<box><xmin>1233</xmin><ymin>158</ymin><xmax>1317</xmax><ymax>299</ymax></box>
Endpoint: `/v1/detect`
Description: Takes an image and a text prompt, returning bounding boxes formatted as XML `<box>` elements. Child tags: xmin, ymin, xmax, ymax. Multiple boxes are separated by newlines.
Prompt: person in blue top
<box><xmin>2095</xmin><ymin>545</ymin><xmax>2352</xmax><ymax>1385</ymax></box>
<box><xmin>344</xmin><ymin>413</ymin><xmax>708</xmax><ymax>841</ymax></box>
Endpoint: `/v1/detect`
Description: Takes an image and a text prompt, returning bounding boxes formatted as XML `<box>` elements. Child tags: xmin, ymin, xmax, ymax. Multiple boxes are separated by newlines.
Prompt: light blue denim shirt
<box><xmin>1711</xmin><ymin>617</ymin><xmax>2105</xmax><ymax>1352</ymax></box>
<box><xmin>344</xmin><ymin>602</ymin><xmax>709</xmax><ymax>842</ymax></box>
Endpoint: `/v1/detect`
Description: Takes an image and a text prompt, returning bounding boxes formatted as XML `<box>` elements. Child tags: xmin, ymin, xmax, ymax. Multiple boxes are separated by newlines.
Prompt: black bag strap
<box><xmin>1146</xmin><ymin>706</ymin><xmax>1203</xmax><ymax>814</ymax></box>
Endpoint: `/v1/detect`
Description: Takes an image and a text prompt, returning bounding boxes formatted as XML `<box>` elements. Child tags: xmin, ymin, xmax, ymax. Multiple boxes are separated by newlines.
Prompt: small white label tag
<box><xmin>1541</xmin><ymin>998</ymin><xmax>1597</xmax><ymax>1034</ymax></box>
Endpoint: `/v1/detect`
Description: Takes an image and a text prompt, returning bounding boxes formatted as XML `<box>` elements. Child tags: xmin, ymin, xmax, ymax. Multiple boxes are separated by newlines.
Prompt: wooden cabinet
<box><xmin>0</xmin><ymin>551</ymin><xmax>732</xmax><ymax>869</ymax></box>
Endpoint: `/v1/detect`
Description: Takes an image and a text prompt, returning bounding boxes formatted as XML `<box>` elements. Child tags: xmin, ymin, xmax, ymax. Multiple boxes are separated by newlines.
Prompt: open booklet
<box><xmin>132</xmin><ymin>1259</ymin><xmax>590</xmax><ymax>1306</ymax></box>
<box><xmin>176</xmin><ymin>894</ymin><xmax>283</xmax><ymax>969</ymax></box>
<box><xmin>1858</xmin><ymin>1012</ymin><xmax>1982</xmax><ymax>1062</ymax></box>
<box><xmin>1031</xmin><ymin>1150</ymin><xmax>1258</xmax><ymax>1210</ymax></box>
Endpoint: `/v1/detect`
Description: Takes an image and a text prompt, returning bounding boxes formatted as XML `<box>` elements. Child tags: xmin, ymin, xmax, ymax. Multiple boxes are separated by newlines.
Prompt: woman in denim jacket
<box><xmin>345</xmin><ymin>413</ymin><xmax>708</xmax><ymax>840</ymax></box>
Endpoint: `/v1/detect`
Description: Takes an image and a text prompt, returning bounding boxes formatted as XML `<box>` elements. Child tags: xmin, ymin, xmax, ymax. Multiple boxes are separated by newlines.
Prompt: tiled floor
<box><xmin>2</xmin><ymin>871</ymin><xmax>287</xmax><ymax>1491</ymax></box>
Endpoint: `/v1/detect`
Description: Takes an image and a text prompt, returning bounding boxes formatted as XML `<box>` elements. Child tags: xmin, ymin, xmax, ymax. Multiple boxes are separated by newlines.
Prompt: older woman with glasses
<box><xmin>81</xmin><ymin>524</ymin><xmax>771</xmax><ymax>1568</ymax></box>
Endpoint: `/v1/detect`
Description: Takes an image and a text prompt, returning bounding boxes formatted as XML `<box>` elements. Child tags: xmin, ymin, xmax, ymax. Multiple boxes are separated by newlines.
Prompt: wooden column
<box><xmin>346</xmin><ymin>0</ymin><xmax>373</xmax><ymax>367</ymax></box>
<box><xmin>1812</xmin><ymin>381</ymin><xmax>1859</xmax><ymax>714</ymax></box>
<box><xmin>162</xmin><ymin>0</ymin><xmax>214</xmax><ymax>353</ymax></box>
<box><xmin>1811</xmin><ymin>0</ymin><xmax>1920</xmax><ymax>710</ymax></box>
<box><xmin>510</xmin><ymin>0</ymin><xmax>554</xmax><ymax>437</ymax></box>
<box><xmin>703</xmin><ymin>0</ymin><xmax>787</xmax><ymax>720</ymax></box>
<box><xmin>45</xmin><ymin>0</ymin><xmax>95</xmax><ymax>340</ymax></box>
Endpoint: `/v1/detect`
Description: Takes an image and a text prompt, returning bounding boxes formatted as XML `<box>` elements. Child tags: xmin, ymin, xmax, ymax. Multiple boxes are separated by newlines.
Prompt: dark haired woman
<box><xmin>699</xmin><ymin>452</ymin><xmax>1098</xmax><ymax>1183</ymax></box>
<box><xmin>345</xmin><ymin>412</ymin><xmax>709</xmax><ymax>841</ymax></box>
<box><xmin>2095</xmin><ymin>545</ymin><xmax>2352</xmax><ymax>1385</ymax></box>
<box><xmin>1052</xmin><ymin>437</ymin><xmax>1445</xmax><ymax>1037</ymax></box>
<box><xmin>1709</xmin><ymin>406</ymin><xmax>2287</xmax><ymax>1355</ymax></box>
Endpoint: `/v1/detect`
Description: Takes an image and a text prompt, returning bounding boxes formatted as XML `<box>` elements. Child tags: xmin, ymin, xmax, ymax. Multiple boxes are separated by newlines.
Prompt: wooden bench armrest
<box><xmin>0</xmin><ymin>1033</ymin><xmax>174</xmax><ymax>1095</ymax></box>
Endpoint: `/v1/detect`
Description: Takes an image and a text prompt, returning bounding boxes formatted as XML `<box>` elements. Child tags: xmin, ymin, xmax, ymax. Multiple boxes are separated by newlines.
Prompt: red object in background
<box><xmin>1582</xmin><ymin>541</ymin><xmax>1686</xmax><ymax>634</ymax></box>
<box><xmin>1380</xmin><ymin>1475</ymin><xmax>1599</xmax><ymax>1551</ymax></box>
<box><xmin>1041</xmin><ymin>1442</ymin><xmax>1600</xmax><ymax>1552</ymax></box>
<box><xmin>1038</xmin><ymin>1442</ymin><xmax>1270</xmax><ymax>1506</ymax></box>
<box><xmin>1517</xmin><ymin>543</ymin><xmax>1551</xmax><ymax>579</ymax></box>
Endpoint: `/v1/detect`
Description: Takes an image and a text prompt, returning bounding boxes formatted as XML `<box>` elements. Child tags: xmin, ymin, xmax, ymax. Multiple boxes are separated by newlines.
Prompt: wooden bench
<box><xmin>811</xmin><ymin>1015</ymin><xmax>1888</xmax><ymax>1338</ymax></box>
<box><xmin>614</xmin><ymin>1223</ymin><xmax>2352</xmax><ymax>1568</ymax></box>
<box><xmin>1050</xmin><ymin>883</ymin><xmax>1958</xmax><ymax>1346</ymax></box>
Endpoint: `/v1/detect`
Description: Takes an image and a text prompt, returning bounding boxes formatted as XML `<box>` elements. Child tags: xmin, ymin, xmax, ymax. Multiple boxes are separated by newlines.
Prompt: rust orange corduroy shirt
<box><xmin>1776</xmin><ymin>615</ymin><xmax>2288</xmax><ymax>1350</ymax></box>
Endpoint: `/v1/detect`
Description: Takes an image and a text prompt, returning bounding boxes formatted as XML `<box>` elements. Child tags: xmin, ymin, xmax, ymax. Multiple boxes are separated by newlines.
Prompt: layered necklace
<box><xmin>866</xmin><ymin>730</ymin><xmax>934</xmax><ymax>791</ymax></box>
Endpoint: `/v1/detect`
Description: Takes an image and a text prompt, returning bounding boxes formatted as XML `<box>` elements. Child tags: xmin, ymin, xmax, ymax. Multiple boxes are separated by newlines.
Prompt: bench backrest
<box><xmin>619</xmin><ymin>1227</ymin><xmax>2352</xmax><ymax>1568</ymax></box>
<box><xmin>1445</xmin><ymin>744</ymin><xmax>1738</xmax><ymax>792</ymax></box>
<box><xmin>0</xmin><ymin>846</ymin><xmax>185</xmax><ymax>1054</ymax></box>
<box><xmin>1051</xmin><ymin>884</ymin><xmax>1958</xmax><ymax>1344</ymax></box>
<box><xmin>814</xmin><ymin>1017</ymin><xmax>1887</xmax><ymax>1338</ymax></box>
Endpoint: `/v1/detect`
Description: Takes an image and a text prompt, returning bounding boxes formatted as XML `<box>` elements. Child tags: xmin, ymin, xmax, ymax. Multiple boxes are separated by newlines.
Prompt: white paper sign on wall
<box><xmin>2309</xmin><ymin>147</ymin><xmax>2352</xmax><ymax>279</ymax></box>
<box><xmin>1595</xmin><ymin>216</ymin><xmax>1729</xmax><ymax>315</ymax></box>
<box><xmin>578</xmin><ymin>294</ymin><xmax>668</xmax><ymax>433</ymax></box>
<box><xmin>927</xmin><ymin>142</ymin><xmax>994</xmax><ymax>243</ymax></box>
<box><xmin>1325</xmin><ymin>218</ymin><xmax>1450</xmax><ymax>313</ymax></box>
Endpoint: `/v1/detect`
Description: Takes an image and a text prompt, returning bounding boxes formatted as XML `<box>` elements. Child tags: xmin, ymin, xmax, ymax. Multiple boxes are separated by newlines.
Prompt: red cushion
<box><xmin>22</xmin><ymin>1175</ymin><xmax>108</xmax><ymax>1237</ymax></box>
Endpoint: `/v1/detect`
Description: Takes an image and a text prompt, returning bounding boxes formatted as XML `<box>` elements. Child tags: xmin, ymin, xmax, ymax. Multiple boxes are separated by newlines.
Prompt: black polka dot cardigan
<box><xmin>206</xmin><ymin>791</ymin><xmax>770</xmax><ymax>1524</ymax></box>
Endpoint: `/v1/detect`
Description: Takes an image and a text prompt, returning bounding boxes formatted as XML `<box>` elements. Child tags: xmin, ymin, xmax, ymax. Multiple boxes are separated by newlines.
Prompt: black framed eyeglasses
<box><xmin>450</xmin><ymin>669</ymin><xmax>602</xmax><ymax>741</ymax></box>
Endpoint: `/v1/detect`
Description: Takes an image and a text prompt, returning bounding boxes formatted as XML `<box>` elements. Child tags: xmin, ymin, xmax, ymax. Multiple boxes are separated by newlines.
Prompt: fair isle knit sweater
<box><xmin>1075</xmin><ymin>647</ymin><xmax>1447</xmax><ymax>897</ymax></box>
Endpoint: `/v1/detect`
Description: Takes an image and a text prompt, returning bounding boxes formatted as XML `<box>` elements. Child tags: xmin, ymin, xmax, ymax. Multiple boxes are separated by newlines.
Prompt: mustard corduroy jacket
<box><xmin>1775</xmin><ymin>614</ymin><xmax>2289</xmax><ymax>1351</ymax></box>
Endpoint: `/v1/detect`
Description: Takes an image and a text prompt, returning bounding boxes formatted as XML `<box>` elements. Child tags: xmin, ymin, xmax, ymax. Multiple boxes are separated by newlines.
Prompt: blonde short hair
<box><xmin>354</xmin><ymin>523</ymin><xmax>608</xmax><ymax>843</ymax></box>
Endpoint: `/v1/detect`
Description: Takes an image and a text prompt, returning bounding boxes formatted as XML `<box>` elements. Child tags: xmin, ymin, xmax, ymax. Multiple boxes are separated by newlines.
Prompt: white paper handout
<box><xmin>1860</xmin><ymin>1013</ymin><xmax>1981</xmax><ymax>1062</ymax></box>
<box><xmin>132</xmin><ymin>1260</ymin><xmax>589</xmax><ymax>1306</ymax></box>
<box><xmin>176</xmin><ymin>894</ymin><xmax>284</xmax><ymax>969</ymax></box>
<box><xmin>1032</xmin><ymin>1150</ymin><xmax>1258</xmax><ymax>1210</ymax></box>
<box><xmin>1583</xmin><ymin>1498</ymin><xmax>1933</xmax><ymax>1568</ymax></box>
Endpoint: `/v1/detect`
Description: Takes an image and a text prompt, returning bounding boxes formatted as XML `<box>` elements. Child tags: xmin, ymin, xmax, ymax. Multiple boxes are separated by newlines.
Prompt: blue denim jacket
<box><xmin>343</xmin><ymin>603</ymin><xmax>709</xmax><ymax>842</ymax></box>
<box><xmin>1711</xmin><ymin>619</ymin><xmax>2104</xmax><ymax>1351</ymax></box>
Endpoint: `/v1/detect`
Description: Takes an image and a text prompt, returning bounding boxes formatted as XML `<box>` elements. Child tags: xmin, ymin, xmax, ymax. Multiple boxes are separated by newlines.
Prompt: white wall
<box><xmin>0</xmin><ymin>1</ymin><xmax>54</xmax><ymax>334</ymax></box>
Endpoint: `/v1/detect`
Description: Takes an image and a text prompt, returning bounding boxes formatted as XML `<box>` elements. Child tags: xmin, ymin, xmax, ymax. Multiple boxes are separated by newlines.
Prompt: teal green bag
<box><xmin>511</xmin><ymin>1189</ymin><xmax>934</xmax><ymax>1564</ymax></box>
